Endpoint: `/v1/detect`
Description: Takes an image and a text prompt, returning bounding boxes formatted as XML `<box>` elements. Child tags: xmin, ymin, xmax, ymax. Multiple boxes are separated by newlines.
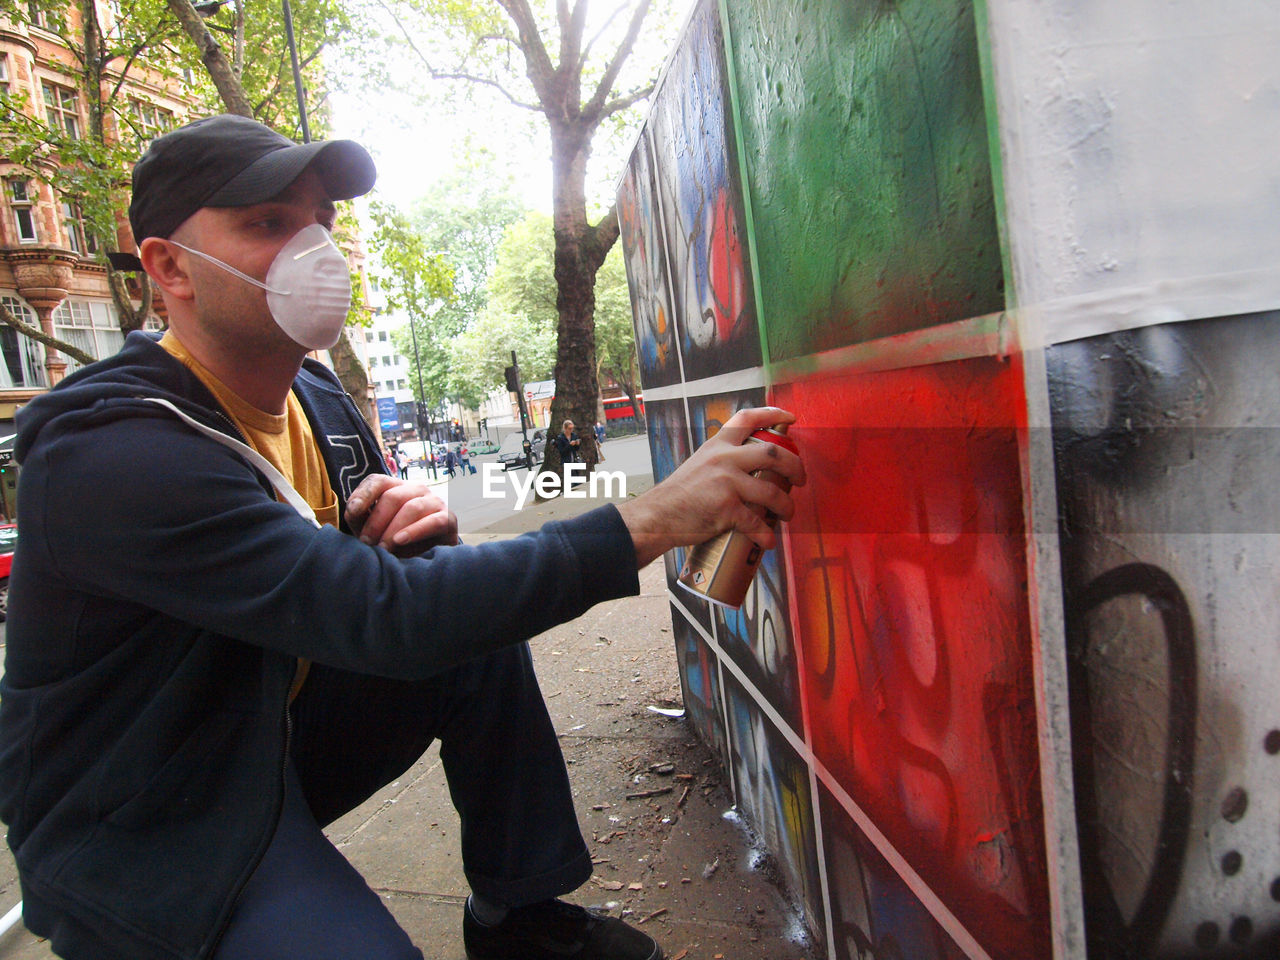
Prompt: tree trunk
<box><xmin>166</xmin><ymin>0</ymin><xmax>253</xmax><ymax>117</ymax></box>
<box><xmin>81</xmin><ymin>0</ymin><xmax>154</xmax><ymax>334</ymax></box>
<box><xmin>603</xmin><ymin>355</ymin><xmax>644</xmax><ymax>437</ymax></box>
<box><xmin>537</xmin><ymin>119</ymin><xmax>612</xmax><ymax>495</ymax></box>
<box><xmin>329</xmin><ymin>328</ymin><xmax>377</xmax><ymax>431</ymax></box>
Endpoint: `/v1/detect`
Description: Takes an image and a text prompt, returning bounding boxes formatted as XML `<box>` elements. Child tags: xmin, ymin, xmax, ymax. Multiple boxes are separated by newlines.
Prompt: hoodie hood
<box><xmin>14</xmin><ymin>331</ymin><xmax>227</xmax><ymax>466</ymax></box>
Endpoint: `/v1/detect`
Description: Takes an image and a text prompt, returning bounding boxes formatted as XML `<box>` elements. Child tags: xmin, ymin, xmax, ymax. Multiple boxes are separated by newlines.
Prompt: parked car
<box><xmin>497</xmin><ymin>430</ymin><xmax>546</xmax><ymax>471</ymax></box>
<box><xmin>0</xmin><ymin>523</ymin><xmax>16</xmax><ymax>622</ymax></box>
<box><xmin>468</xmin><ymin>437</ymin><xmax>499</xmax><ymax>455</ymax></box>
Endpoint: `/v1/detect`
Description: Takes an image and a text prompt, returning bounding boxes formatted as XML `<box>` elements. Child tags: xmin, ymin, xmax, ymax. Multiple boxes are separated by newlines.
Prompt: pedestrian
<box><xmin>445</xmin><ymin>445</ymin><xmax>457</xmax><ymax>478</ymax></box>
<box><xmin>459</xmin><ymin>442</ymin><xmax>474</xmax><ymax>476</ymax></box>
<box><xmin>0</xmin><ymin>113</ymin><xmax>804</xmax><ymax>960</ymax></box>
<box><xmin>552</xmin><ymin>418</ymin><xmax>581</xmax><ymax>463</ymax></box>
<box><xmin>595</xmin><ymin>420</ymin><xmax>606</xmax><ymax>446</ymax></box>
<box><xmin>396</xmin><ymin>447</ymin><xmax>410</xmax><ymax>480</ymax></box>
<box><xmin>383</xmin><ymin>447</ymin><xmax>396</xmax><ymax>475</ymax></box>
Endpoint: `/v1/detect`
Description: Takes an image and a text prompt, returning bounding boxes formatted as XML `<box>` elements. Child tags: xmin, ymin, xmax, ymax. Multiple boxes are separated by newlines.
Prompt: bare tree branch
<box><xmin>106</xmin><ymin>28</ymin><xmax>178</xmax><ymax>105</ymax></box>
<box><xmin>496</xmin><ymin>0</ymin><xmax>556</xmax><ymax>101</ymax></box>
<box><xmin>429</xmin><ymin>70</ymin><xmax>542</xmax><ymax>111</ymax></box>
<box><xmin>600</xmin><ymin>80</ymin><xmax>654</xmax><ymax>118</ymax></box>
<box><xmin>579</xmin><ymin>1</ymin><xmax>629</xmax><ymax>71</ymax></box>
<box><xmin>375</xmin><ymin>0</ymin><xmax>542</xmax><ymax>111</ymax></box>
<box><xmin>583</xmin><ymin>0</ymin><xmax>651</xmax><ymax>117</ymax></box>
<box><xmin>165</xmin><ymin>0</ymin><xmax>253</xmax><ymax>116</ymax></box>
<box><xmin>0</xmin><ymin>305</ymin><xmax>97</xmax><ymax>367</ymax></box>
<box><xmin>107</xmin><ymin>267</ymin><xmax>155</xmax><ymax>334</ymax></box>
<box><xmin>556</xmin><ymin>0</ymin><xmax>584</xmax><ymax>85</ymax></box>
<box><xmin>584</xmin><ymin>202</ymin><xmax>619</xmax><ymax>274</ymax></box>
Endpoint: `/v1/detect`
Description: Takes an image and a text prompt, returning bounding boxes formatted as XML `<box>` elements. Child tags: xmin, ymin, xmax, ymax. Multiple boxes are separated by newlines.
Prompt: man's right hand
<box><xmin>615</xmin><ymin>406</ymin><xmax>806</xmax><ymax>569</ymax></box>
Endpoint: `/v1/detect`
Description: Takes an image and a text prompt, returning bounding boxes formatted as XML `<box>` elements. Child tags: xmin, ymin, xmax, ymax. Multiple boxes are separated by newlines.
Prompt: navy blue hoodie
<box><xmin>0</xmin><ymin>332</ymin><xmax>638</xmax><ymax>959</ymax></box>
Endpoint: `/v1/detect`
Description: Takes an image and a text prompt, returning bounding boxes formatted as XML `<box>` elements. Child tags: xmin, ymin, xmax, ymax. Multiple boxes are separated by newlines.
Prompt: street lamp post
<box><xmin>194</xmin><ymin>0</ymin><xmax>309</xmax><ymax>142</ymax></box>
<box><xmin>407</xmin><ymin>316</ymin><xmax>437</xmax><ymax>479</ymax></box>
<box><xmin>280</xmin><ymin>0</ymin><xmax>310</xmax><ymax>143</ymax></box>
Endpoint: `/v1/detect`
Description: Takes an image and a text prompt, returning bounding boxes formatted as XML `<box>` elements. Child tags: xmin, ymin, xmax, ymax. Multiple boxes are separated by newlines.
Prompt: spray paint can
<box><xmin>677</xmin><ymin>423</ymin><xmax>798</xmax><ymax>609</ymax></box>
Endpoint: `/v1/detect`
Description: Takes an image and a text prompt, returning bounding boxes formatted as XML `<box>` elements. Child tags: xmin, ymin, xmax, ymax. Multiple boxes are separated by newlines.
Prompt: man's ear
<box><xmin>139</xmin><ymin>237</ymin><xmax>195</xmax><ymax>301</ymax></box>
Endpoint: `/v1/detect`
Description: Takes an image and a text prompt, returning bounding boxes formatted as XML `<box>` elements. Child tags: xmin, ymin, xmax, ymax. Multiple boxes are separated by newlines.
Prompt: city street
<box><xmin>416</xmin><ymin>433</ymin><xmax>655</xmax><ymax>537</ymax></box>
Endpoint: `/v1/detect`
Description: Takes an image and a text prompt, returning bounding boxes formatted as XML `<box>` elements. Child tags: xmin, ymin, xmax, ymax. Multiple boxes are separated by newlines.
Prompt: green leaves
<box><xmin>367</xmin><ymin>199</ymin><xmax>457</xmax><ymax>318</ymax></box>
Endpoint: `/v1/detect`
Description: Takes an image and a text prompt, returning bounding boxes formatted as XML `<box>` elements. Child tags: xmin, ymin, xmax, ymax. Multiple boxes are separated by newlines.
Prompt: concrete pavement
<box><xmin>0</xmin><ymin>459</ymin><xmax>817</xmax><ymax>960</ymax></box>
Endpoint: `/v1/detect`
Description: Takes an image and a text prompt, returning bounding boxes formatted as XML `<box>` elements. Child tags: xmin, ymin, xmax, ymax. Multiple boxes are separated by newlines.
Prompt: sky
<box><xmin>328</xmin><ymin>1</ymin><xmax>690</xmax><ymax>221</ymax></box>
<box><xmin>331</xmin><ymin>85</ymin><xmax>555</xmax><ymax>216</ymax></box>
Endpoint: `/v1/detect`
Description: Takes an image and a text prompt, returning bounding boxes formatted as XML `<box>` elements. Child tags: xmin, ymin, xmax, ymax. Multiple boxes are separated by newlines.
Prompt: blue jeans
<box><xmin>213</xmin><ymin>643</ymin><xmax>591</xmax><ymax>959</ymax></box>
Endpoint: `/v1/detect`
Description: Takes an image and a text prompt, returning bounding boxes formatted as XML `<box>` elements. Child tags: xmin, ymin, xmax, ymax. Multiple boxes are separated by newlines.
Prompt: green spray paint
<box><xmin>720</xmin><ymin>0</ymin><xmax>1004</xmax><ymax>363</ymax></box>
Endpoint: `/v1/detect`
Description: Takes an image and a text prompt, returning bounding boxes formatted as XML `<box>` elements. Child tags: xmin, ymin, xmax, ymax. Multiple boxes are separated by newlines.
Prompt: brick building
<box><xmin>0</xmin><ymin>4</ymin><xmax>381</xmax><ymax>522</ymax></box>
<box><xmin>0</xmin><ymin>3</ymin><xmax>192</xmax><ymax>519</ymax></box>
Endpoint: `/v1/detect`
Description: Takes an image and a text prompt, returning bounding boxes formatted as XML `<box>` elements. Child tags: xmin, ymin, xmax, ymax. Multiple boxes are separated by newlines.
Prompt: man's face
<box><xmin>169</xmin><ymin>168</ymin><xmax>337</xmax><ymax>355</ymax></box>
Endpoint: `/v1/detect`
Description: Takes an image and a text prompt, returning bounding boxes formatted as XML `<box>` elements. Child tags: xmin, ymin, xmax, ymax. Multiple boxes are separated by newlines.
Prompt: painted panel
<box><xmin>725</xmin><ymin>672</ymin><xmax>825</xmax><ymax>949</ymax></box>
<box><xmin>618</xmin><ymin>129</ymin><xmax>682</xmax><ymax>389</ymax></box>
<box><xmin>644</xmin><ymin>397</ymin><xmax>715</xmax><ymax>638</ymax></box>
<box><xmin>820</xmin><ymin>784</ymin><xmax>970</xmax><ymax>960</ymax></box>
<box><xmin>774</xmin><ymin>357</ymin><xmax>1050</xmax><ymax>960</ymax></box>
<box><xmin>671</xmin><ymin>605</ymin><xmax>729</xmax><ymax>773</ymax></box>
<box><xmin>981</xmin><ymin>2</ymin><xmax>1280</xmax><ymax>343</ymax></box>
<box><xmin>621</xmin><ymin>1</ymin><xmax>1280</xmax><ymax>957</ymax></box>
<box><xmin>1048</xmin><ymin>313</ymin><xmax>1280</xmax><ymax>958</ymax></box>
<box><xmin>646</xmin><ymin>0</ymin><xmax>761</xmax><ymax>380</ymax></box>
<box><xmin>641</xmin><ymin>396</ymin><xmax>689</xmax><ymax>487</ymax></box>
<box><xmin>721</xmin><ymin>0</ymin><xmax>1003</xmax><ymax>361</ymax></box>
<box><xmin>684</xmin><ymin>389</ymin><xmax>804</xmax><ymax>731</ymax></box>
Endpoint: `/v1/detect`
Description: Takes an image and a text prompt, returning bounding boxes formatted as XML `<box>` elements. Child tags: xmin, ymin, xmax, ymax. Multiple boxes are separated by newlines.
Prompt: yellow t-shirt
<box><xmin>159</xmin><ymin>332</ymin><xmax>337</xmax><ymax>697</ymax></box>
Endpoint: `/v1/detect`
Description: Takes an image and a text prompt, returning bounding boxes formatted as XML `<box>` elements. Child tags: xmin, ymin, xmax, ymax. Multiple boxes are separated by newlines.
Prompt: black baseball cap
<box><xmin>107</xmin><ymin>114</ymin><xmax>376</xmax><ymax>271</ymax></box>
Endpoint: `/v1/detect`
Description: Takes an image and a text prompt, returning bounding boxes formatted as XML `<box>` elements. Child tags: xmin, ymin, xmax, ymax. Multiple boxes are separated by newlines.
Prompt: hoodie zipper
<box><xmin>204</xmin><ymin>695</ymin><xmax>292</xmax><ymax>959</ymax></box>
<box><xmin>163</xmin><ymin>400</ymin><xmax>297</xmax><ymax>958</ymax></box>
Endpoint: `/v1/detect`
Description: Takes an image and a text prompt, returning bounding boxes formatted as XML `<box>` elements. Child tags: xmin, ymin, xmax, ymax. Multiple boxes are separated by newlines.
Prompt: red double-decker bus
<box><xmin>602</xmin><ymin>394</ymin><xmax>644</xmax><ymax>422</ymax></box>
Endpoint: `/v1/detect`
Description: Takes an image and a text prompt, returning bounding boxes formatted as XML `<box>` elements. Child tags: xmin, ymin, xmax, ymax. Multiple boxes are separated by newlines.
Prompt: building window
<box><xmin>0</xmin><ymin>296</ymin><xmax>48</xmax><ymax>389</ymax></box>
<box><xmin>0</xmin><ymin>54</ymin><xmax>10</xmax><ymax>92</ymax></box>
<box><xmin>365</xmin><ymin>330</ymin><xmax>374</xmax><ymax>342</ymax></box>
<box><xmin>397</xmin><ymin>379</ymin><xmax>407</xmax><ymax>390</ymax></box>
<box><xmin>128</xmin><ymin>98</ymin><xmax>174</xmax><ymax>145</ymax></box>
<box><xmin>378</xmin><ymin>330</ymin><xmax>387</xmax><ymax>341</ymax></box>
<box><xmin>42</xmin><ymin>81</ymin><xmax>80</xmax><ymax>138</ymax></box>
<box><xmin>61</xmin><ymin>200</ymin><xmax>97</xmax><ymax>256</ymax></box>
<box><xmin>51</xmin><ymin>299</ymin><xmax>123</xmax><ymax>371</ymax></box>
<box><xmin>106</xmin><ymin>0</ymin><xmax>124</xmax><ymax>36</ymax></box>
<box><xmin>27</xmin><ymin>1</ymin><xmax>51</xmax><ymax>29</ymax></box>
<box><xmin>7</xmin><ymin>180</ymin><xmax>38</xmax><ymax>243</ymax></box>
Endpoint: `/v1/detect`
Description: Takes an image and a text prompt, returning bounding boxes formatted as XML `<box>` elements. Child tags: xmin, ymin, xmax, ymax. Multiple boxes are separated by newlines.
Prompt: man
<box><xmin>0</xmin><ymin>115</ymin><xmax>803</xmax><ymax>960</ymax></box>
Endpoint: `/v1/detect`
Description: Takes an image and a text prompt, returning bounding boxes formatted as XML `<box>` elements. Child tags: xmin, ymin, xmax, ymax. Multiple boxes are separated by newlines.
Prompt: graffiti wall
<box><xmin>616</xmin><ymin>1</ymin><xmax>1280</xmax><ymax>958</ymax></box>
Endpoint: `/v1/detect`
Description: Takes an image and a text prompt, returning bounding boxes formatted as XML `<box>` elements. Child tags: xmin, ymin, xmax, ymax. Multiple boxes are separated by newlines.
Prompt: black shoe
<box><xmin>464</xmin><ymin>897</ymin><xmax>663</xmax><ymax>960</ymax></box>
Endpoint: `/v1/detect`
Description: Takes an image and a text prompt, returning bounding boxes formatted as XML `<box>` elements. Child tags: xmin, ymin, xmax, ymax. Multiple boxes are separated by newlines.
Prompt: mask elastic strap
<box><xmin>167</xmin><ymin>240</ymin><xmax>291</xmax><ymax>296</ymax></box>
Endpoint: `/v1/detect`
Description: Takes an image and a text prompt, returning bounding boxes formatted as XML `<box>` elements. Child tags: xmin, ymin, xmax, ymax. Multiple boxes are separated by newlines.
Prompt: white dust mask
<box><xmin>170</xmin><ymin>223</ymin><xmax>351</xmax><ymax>350</ymax></box>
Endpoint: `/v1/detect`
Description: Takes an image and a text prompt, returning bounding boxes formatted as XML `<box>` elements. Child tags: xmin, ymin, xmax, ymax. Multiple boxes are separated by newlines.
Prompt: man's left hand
<box><xmin>344</xmin><ymin>475</ymin><xmax>458</xmax><ymax>556</ymax></box>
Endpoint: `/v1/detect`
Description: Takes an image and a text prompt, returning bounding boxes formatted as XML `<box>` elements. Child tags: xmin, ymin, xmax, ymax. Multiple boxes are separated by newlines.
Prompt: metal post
<box><xmin>511</xmin><ymin>350</ymin><xmax>533</xmax><ymax>470</ymax></box>
<box><xmin>0</xmin><ymin>901</ymin><xmax>23</xmax><ymax>938</ymax></box>
<box><xmin>281</xmin><ymin>0</ymin><xmax>310</xmax><ymax>143</ymax></box>
<box><xmin>408</xmin><ymin>317</ymin><xmax>436</xmax><ymax>479</ymax></box>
